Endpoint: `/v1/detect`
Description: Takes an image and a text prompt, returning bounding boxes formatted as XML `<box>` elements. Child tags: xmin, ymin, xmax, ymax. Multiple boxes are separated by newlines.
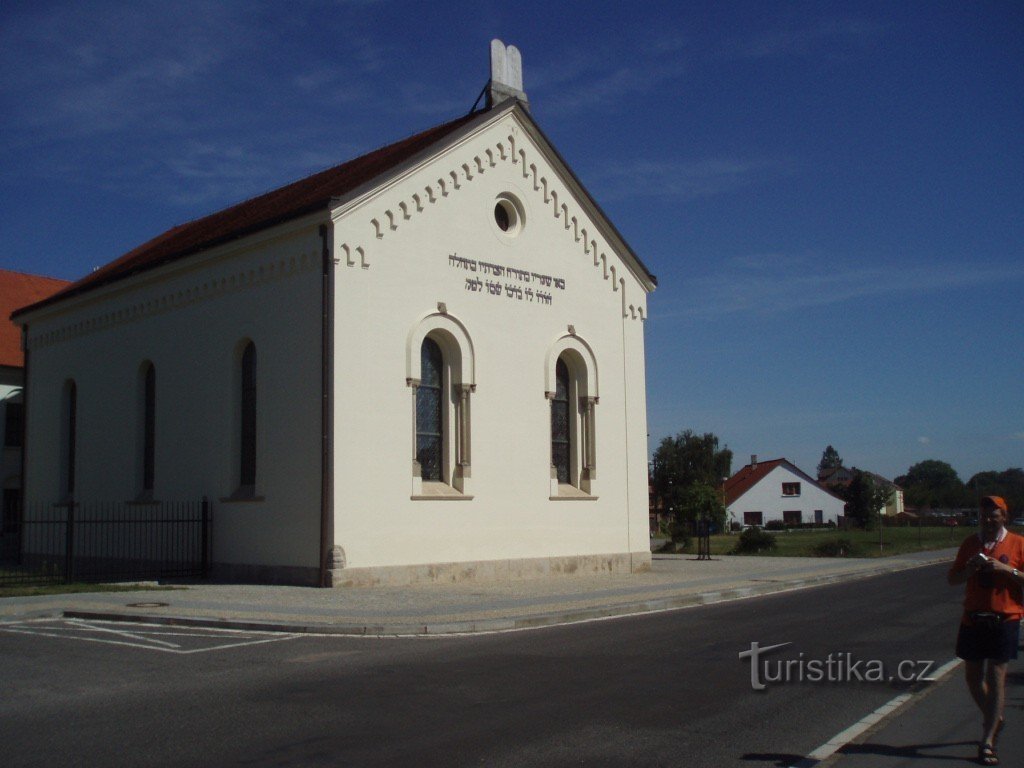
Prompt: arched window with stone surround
<box><xmin>546</xmin><ymin>334</ymin><xmax>599</xmax><ymax>499</ymax></box>
<box><xmin>407</xmin><ymin>311</ymin><xmax>475</xmax><ymax>498</ymax></box>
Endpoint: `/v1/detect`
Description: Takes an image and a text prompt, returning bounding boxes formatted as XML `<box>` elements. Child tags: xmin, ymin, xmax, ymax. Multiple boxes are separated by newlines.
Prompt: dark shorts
<box><xmin>956</xmin><ymin>618</ymin><xmax>1021</xmax><ymax>663</ymax></box>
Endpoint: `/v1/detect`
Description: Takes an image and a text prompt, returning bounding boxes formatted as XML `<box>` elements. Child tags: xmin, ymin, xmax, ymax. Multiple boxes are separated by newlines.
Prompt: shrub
<box><xmin>732</xmin><ymin>526</ymin><xmax>777</xmax><ymax>554</ymax></box>
<box><xmin>669</xmin><ymin>520</ymin><xmax>692</xmax><ymax>549</ymax></box>
<box><xmin>812</xmin><ymin>537</ymin><xmax>858</xmax><ymax>557</ymax></box>
<box><xmin>765</xmin><ymin>520</ymin><xmax>786</xmax><ymax>531</ymax></box>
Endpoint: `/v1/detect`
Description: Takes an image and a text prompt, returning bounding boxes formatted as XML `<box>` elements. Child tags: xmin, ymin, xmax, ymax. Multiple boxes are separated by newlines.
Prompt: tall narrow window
<box><xmin>551</xmin><ymin>358</ymin><xmax>570</xmax><ymax>484</ymax></box>
<box><xmin>142</xmin><ymin>363</ymin><xmax>155</xmax><ymax>493</ymax></box>
<box><xmin>61</xmin><ymin>381</ymin><xmax>77</xmax><ymax>500</ymax></box>
<box><xmin>240</xmin><ymin>342</ymin><xmax>257</xmax><ymax>488</ymax></box>
<box><xmin>4</xmin><ymin>399</ymin><xmax>23</xmax><ymax>448</ymax></box>
<box><xmin>416</xmin><ymin>338</ymin><xmax>443</xmax><ymax>482</ymax></box>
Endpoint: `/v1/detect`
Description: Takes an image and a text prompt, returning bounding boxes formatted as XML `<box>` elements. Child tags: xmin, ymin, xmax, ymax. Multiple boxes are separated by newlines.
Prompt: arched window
<box><xmin>141</xmin><ymin>363</ymin><xmax>156</xmax><ymax>494</ymax></box>
<box><xmin>416</xmin><ymin>338</ymin><xmax>443</xmax><ymax>482</ymax></box>
<box><xmin>551</xmin><ymin>358</ymin><xmax>571</xmax><ymax>484</ymax></box>
<box><xmin>240</xmin><ymin>342</ymin><xmax>257</xmax><ymax>489</ymax></box>
<box><xmin>407</xmin><ymin>313</ymin><xmax>475</xmax><ymax>498</ymax></box>
<box><xmin>61</xmin><ymin>380</ymin><xmax>77</xmax><ymax>500</ymax></box>
<box><xmin>546</xmin><ymin>338</ymin><xmax>598</xmax><ymax>498</ymax></box>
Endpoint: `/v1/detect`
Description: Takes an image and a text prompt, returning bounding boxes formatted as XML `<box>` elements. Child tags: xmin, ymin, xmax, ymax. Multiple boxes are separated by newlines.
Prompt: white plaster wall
<box><xmin>728</xmin><ymin>465</ymin><xmax>845</xmax><ymax>525</ymax></box>
<box><xmin>20</xmin><ymin>224</ymin><xmax>324</xmax><ymax>569</ymax></box>
<box><xmin>330</xmin><ymin>111</ymin><xmax>651</xmax><ymax>569</ymax></box>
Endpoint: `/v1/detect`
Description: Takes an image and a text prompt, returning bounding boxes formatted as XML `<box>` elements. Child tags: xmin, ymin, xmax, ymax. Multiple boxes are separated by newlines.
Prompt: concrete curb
<box><xmin>59</xmin><ymin>554</ymin><xmax>951</xmax><ymax>637</ymax></box>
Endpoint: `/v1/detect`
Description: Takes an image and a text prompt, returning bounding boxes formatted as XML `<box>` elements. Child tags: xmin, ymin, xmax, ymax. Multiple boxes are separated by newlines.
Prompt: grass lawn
<box><xmin>669</xmin><ymin>524</ymin><xmax>976</xmax><ymax>558</ymax></box>
<box><xmin>0</xmin><ymin>582</ymin><xmax>181</xmax><ymax>598</ymax></box>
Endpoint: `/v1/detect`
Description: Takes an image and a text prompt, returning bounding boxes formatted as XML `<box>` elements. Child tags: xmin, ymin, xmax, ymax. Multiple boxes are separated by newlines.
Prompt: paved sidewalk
<box><xmin>0</xmin><ymin>548</ymin><xmax>956</xmax><ymax>636</ymax></box>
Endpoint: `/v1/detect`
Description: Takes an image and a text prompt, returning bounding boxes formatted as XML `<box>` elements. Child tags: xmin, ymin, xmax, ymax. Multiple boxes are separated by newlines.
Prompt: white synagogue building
<box><xmin>13</xmin><ymin>42</ymin><xmax>657</xmax><ymax>587</ymax></box>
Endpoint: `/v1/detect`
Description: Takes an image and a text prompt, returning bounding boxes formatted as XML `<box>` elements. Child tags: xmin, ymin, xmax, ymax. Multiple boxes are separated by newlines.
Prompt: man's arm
<box><xmin>948</xmin><ymin>549</ymin><xmax>982</xmax><ymax>586</ymax></box>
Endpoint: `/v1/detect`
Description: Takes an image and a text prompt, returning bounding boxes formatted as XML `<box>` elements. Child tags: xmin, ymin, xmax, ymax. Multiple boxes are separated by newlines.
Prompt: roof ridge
<box><xmin>15</xmin><ymin>107</ymin><xmax>492</xmax><ymax>318</ymax></box>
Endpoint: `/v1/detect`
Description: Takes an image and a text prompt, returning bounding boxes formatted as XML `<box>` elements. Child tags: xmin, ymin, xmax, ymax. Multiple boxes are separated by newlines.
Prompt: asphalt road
<box><xmin>0</xmin><ymin>564</ymin><xmax>968</xmax><ymax>767</ymax></box>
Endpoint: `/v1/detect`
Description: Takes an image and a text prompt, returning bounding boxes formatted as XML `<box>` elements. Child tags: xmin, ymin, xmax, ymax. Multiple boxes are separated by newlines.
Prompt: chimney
<box><xmin>750</xmin><ymin>455</ymin><xmax>758</xmax><ymax>467</ymax></box>
<box><xmin>487</xmin><ymin>39</ymin><xmax>529</xmax><ymax>111</ymax></box>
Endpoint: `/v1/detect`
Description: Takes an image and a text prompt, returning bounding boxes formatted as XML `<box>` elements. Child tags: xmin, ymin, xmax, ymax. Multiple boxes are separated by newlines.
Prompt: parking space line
<box><xmin>0</xmin><ymin>619</ymin><xmax>303</xmax><ymax>654</ymax></box>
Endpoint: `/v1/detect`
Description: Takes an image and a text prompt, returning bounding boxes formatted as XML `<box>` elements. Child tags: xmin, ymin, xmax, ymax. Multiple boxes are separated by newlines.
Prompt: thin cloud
<box><xmin>655</xmin><ymin>257</ymin><xmax>1024</xmax><ymax>319</ymax></box>
<box><xmin>589</xmin><ymin>156</ymin><xmax>793</xmax><ymax>202</ymax></box>
<box><xmin>723</xmin><ymin>18</ymin><xmax>892</xmax><ymax>60</ymax></box>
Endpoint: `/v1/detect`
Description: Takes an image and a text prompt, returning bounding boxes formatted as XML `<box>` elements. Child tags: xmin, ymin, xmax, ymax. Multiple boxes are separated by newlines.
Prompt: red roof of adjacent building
<box><xmin>0</xmin><ymin>270</ymin><xmax>72</xmax><ymax>367</ymax></box>
<box><xmin>13</xmin><ymin>108</ymin><xmax>486</xmax><ymax>318</ymax></box>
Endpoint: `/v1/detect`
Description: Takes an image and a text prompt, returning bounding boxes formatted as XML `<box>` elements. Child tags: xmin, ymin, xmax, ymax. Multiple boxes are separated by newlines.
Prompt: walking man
<box><xmin>948</xmin><ymin>496</ymin><xmax>1024</xmax><ymax>766</ymax></box>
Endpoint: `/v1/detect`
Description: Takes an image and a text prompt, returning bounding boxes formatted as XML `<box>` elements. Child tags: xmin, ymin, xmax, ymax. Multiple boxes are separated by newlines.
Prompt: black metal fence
<box><xmin>0</xmin><ymin>499</ymin><xmax>210</xmax><ymax>587</ymax></box>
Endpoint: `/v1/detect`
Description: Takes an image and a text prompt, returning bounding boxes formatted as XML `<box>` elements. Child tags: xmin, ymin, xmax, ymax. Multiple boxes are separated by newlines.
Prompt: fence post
<box><xmin>64</xmin><ymin>500</ymin><xmax>75</xmax><ymax>584</ymax></box>
<box><xmin>201</xmin><ymin>496</ymin><xmax>210</xmax><ymax>579</ymax></box>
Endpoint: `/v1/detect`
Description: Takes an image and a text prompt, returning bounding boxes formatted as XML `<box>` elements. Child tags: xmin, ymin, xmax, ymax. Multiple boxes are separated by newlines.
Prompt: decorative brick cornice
<box><xmin>335</xmin><ymin>118</ymin><xmax>645</xmax><ymax>321</ymax></box>
<box><xmin>27</xmin><ymin>250</ymin><xmax>318</xmax><ymax>350</ymax></box>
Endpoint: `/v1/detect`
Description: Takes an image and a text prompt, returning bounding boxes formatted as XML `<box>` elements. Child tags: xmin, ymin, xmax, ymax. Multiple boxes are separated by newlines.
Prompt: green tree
<box><xmin>651</xmin><ymin>430</ymin><xmax>732</xmax><ymax>539</ymax></box>
<box><xmin>967</xmin><ymin>468</ymin><xmax>1024</xmax><ymax>515</ymax></box>
<box><xmin>841</xmin><ymin>470</ymin><xmax>894</xmax><ymax>529</ymax></box>
<box><xmin>817</xmin><ymin>445</ymin><xmax>843</xmax><ymax>474</ymax></box>
<box><xmin>895</xmin><ymin>459</ymin><xmax>969</xmax><ymax>509</ymax></box>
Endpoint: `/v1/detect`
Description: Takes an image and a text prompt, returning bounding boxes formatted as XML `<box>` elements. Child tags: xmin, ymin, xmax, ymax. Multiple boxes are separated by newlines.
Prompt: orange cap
<box><xmin>981</xmin><ymin>496</ymin><xmax>1008</xmax><ymax>512</ymax></box>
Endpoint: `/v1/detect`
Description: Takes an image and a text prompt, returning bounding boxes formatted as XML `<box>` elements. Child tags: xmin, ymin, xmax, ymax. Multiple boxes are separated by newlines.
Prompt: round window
<box><xmin>494</xmin><ymin>202</ymin><xmax>511</xmax><ymax>231</ymax></box>
<box><xmin>493</xmin><ymin>194</ymin><xmax>524</xmax><ymax>237</ymax></box>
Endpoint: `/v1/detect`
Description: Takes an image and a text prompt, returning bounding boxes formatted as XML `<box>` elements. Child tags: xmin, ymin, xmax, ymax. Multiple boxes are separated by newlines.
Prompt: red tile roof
<box><xmin>724</xmin><ymin>457</ymin><xmax>843</xmax><ymax>507</ymax></box>
<box><xmin>14</xmin><ymin>108</ymin><xmax>487</xmax><ymax>318</ymax></box>
<box><xmin>0</xmin><ymin>270</ymin><xmax>73</xmax><ymax>367</ymax></box>
<box><xmin>724</xmin><ymin>458</ymin><xmax>788</xmax><ymax>507</ymax></box>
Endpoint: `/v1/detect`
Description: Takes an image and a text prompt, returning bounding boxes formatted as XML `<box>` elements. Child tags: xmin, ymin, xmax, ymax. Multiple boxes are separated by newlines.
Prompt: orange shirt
<box><xmin>952</xmin><ymin>530</ymin><xmax>1024</xmax><ymax>621</ymax></box>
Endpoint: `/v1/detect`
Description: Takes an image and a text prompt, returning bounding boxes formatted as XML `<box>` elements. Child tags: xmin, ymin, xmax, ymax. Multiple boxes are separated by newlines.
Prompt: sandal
<box><xmin>979</xmin><ymin>742</ymin><xmax>999</xmax><ymax>766</ymax></box>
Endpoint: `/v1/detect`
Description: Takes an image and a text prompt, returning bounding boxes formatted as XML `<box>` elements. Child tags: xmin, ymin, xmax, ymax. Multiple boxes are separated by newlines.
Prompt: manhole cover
<box><xmin>125</xmin><ymin>602</ymin><xmax>169</xmax><ymax>608</ymax></box>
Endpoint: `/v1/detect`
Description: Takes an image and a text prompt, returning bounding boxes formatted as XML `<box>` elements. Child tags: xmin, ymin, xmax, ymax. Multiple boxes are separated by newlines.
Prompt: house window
<box><xmin>60</xmin><ymin>380</ymin><xmax>77</xmax><ymax>500</ymax></box>
<box><xmin>240</xmin><ymin>342</ymin><xmax>257</xmax><ymax>489</ymax></box>
<box><xmin>814</xmin><ymin>509</ymin><xmax>823</xmax><ymax>524</ymax></box>
<box><xmin>744</xmin><ymin>511</ymin><xmax>763</xmax><ymax>527</ymax></box>
<box><xmin>416</xmin><ymin>337</ymin><xmax>444</xmax><ymax>482</ymax></box>
<box><xmin>551</xmin><ymin>358</ymin><xmax>570</xmax><ymax>484</ymax></box>
<box><xmin>4</xmin><ymin>400</ymin><xmax>23</xmax><ymax>448</ymax></box>
<box><xmin>141</xmin><ymin>362</ymin><xmax>156</xmax><ymax>494</ymax></box>
<box><xmin>782</xmin><ymin>482</ymin><xmax>801</xmax><ymax>496</ymax></box>
<box><xmin>784</xmin><ymin>510</ymin><xmax>802</xmax><ymax>525</ymax></box>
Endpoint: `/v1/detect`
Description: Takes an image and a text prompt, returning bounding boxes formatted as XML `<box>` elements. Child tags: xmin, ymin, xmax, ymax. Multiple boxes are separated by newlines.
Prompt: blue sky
<box><xmin>1</xmin><ymin>1</ymin><xmax>1021</xmax><ymax>483</ymax></box>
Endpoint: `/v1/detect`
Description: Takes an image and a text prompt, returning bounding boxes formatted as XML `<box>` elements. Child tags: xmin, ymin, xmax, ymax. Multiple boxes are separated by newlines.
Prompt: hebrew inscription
<box><xmin>449</xmin><ymin>253</ymin><xmax>565</xmax><ymax>306</ymax></box>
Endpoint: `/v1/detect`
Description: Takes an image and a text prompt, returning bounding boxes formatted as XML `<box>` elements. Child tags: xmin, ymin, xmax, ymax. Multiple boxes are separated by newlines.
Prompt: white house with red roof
<box><xmin>0</xmin><ymin>269</ymin><xmax>71</xmax><ymax>555</ymax></box>
<box><xmin>12</xmin><ymin>42</ymin><xmax>656</xmax><ymax>587</ymax></box>
<box><xmin>725</xmin><ymin>456</ymin><xmax>846</xmax><ymax>527</ymax></box>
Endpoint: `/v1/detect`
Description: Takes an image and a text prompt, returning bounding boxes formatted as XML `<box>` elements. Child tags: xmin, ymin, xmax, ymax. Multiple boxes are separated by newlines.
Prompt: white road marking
<box><xmin>788</xmin><ymin>657</ymin><xmax>962</xmax><ymax>767</ymax></box>
<box><xmin>64</xmin><ymin>617</ymin><xmax>182</xmax><ymax>648</ymax></box>
<box><xmin>0</xmin><ymin>619</ymin><xmax>302</xmax><ymax>654</ymax></box>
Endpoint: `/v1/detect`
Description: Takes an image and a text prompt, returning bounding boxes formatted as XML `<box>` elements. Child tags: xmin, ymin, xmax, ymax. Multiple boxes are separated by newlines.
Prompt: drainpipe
<box><xmin>318</xmin><ymin>223</ymin><xmax>335</xmax><ymax>587</ymax></box>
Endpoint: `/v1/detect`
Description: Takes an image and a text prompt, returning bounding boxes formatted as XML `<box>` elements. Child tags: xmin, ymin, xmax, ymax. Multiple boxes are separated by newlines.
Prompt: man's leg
<box><xmin>965</xmin><ymin>660</ymin><xmax>988</xmax><ymax>715</ymax></box>
<box><xmin>982</xmin><ymin>661</ymin><xmax>1008</xmax><ymax>746</ymax></box>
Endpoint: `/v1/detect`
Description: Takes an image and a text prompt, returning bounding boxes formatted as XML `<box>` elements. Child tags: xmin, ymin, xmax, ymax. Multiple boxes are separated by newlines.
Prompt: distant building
<box><xmin>818</xmin><ymin>465</ymin><xmax>905</xmax><ymax>518</ymax></box>
<box><xmin>12</xmin><ymin>42</ymin><xmax>656</xmax><ymax>587</ymax></box>
<box><xmin>0</xmin><ymin>269</ymin><xmax>72</xmax><ymax>556</ymax></box>
<box><xmin>726</xmin><ymin>456</ymin><xmax>846</xmax><ymax>527</ymax></box>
